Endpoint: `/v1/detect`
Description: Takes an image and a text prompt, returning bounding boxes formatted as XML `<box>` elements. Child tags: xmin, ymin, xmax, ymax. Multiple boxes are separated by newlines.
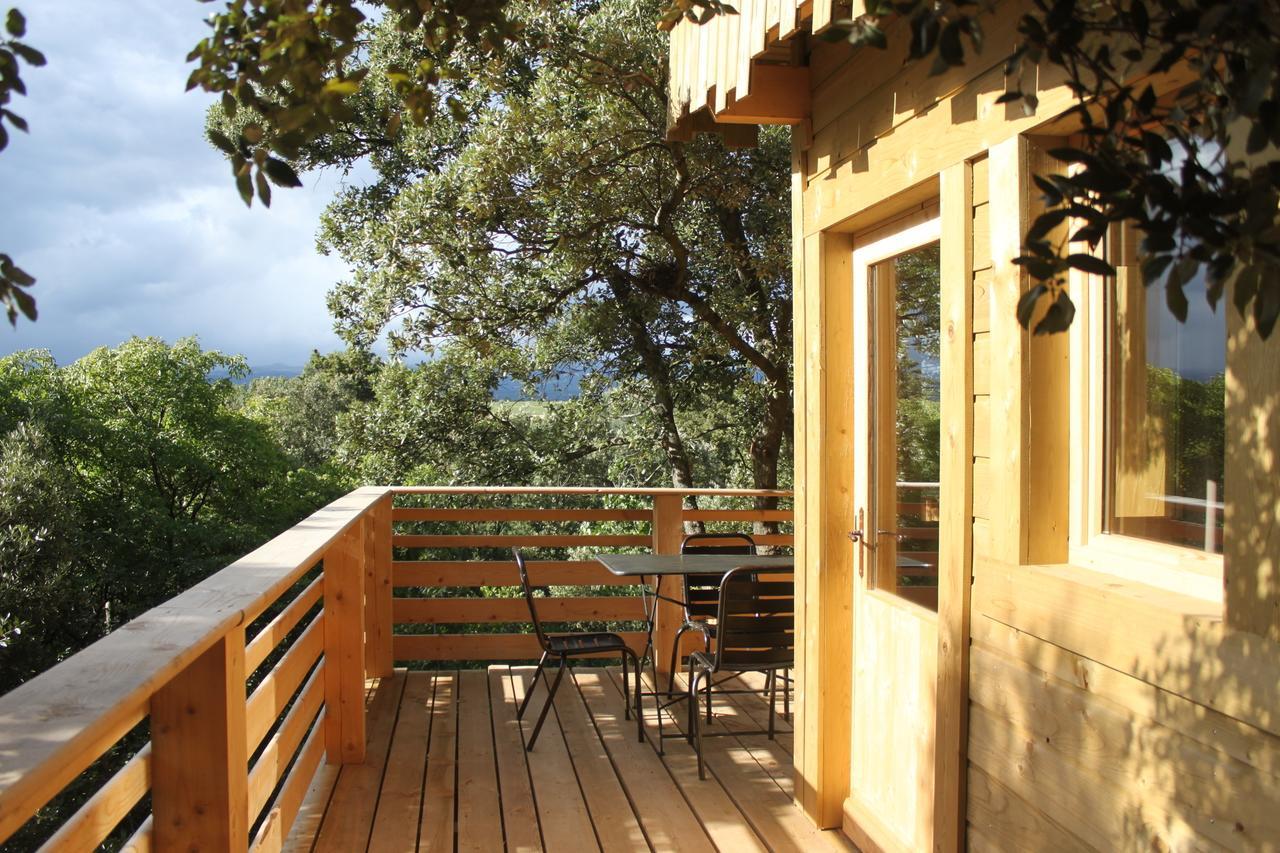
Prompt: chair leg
<box><xmin>784</xmin><ymin>669</ymin><xmax>791</xmax><ymax>719</ymax></box>
<box><xmin>666</xmin><ymin>624</ymin><xmax>691</xmax><ymax>697</ymax></box>
<box><xmin>517</xmin><ymin>652</ymin><xmax>548</xmax><ymax>720</ymax></box>
<box><xmin>621</xmin><ymin>651</ymin><xmax>631</xmax><ymax>720</ymax></box>
<box><xmin>624</xmin><ymin>649</ymin><xmax>644</xmax><ymax>742</ymax></box>
<box><xmin>526</xmin><ymin>658</ymin><xmax>566</xmax><ymax>751</ymax></box>
<box><xmin>705</xmin><ymin>665</ymin><xmax>714</xmax><ymax>725</ymax></box>
<box><xmin>768</xmin><ymin>668</ymin><xmax>779</xmax><ymax>740</ymax></box>
<box><xmin>691</xmin><ymin>669</ymin><xmax>705</xmax><ymax>780</ymax></box>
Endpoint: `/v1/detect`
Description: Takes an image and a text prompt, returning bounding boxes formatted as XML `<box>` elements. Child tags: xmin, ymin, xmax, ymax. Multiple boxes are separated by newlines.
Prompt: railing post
<box><xmin>651</xmin><ymin>493</ymin><xmax>685</xmax><ymax>681</ymax></box>
<box><xmin>364</xmin><ymin>494</ymin><xmax>394</xmax><ymax>678</ymax></box>
<box><xmin>324</xmin><ymin>525</ymin><xmax>367</xmax><ymax>763</ymax></box>
<box><xmin>150</xmin><ymin>628</ymin><xmax>249</xmax><ymax>852</ymax></box>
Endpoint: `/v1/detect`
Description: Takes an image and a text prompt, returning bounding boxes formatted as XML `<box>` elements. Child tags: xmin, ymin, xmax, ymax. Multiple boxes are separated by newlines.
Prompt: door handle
<box><xmin>877</xmin><ymin>529</ymin><xmax>905</xmax><ymax>543</ymax></box>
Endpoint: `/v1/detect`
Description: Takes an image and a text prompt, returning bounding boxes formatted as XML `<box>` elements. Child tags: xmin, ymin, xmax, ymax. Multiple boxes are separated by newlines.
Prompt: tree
<box><xmin>822</xmin><ymin>0</ymin><xmax>1280</xmax><ymax>338</ymax></box>
<box><xmin>295</xmin><ymin>0</ymin><xmax>793</xmax><ymax>500</ymax></box>
<box><xmin>0</xmin><ymin>7</ymin><xmax>44</xmax><ymax>325</ymax></box>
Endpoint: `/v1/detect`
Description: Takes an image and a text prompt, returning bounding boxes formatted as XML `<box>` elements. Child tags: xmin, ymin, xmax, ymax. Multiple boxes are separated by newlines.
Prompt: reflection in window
<box><xmin>1107</xmin><ymin>235</ymin><xmax>1225</xmax><ymax>553</ymax></box>
<box><xmin>873</xmin><ymin>243</ymin><xmax>941</xmax><ymax>610</ymax></box>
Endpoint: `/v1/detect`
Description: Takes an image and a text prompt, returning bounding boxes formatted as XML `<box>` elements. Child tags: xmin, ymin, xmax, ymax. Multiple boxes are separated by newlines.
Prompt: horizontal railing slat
<box><xmin>392</xmin><ymin>632</ymin><xmax>647</xmax><ymax>661</ymax></box>
<box><xmin>393</xmin><ymin>507</ymin><xmax>652</xmax><ymax>522</ymax></box>
<box><xmin>37</xmin><ymin>743</ymin><xmax>151</xmax><ymax>853</ymax></box>
<box><xmin>247</xmin><ymin>663</ymin><xmax>325</xmax><ymax>823</ymax></box>
<box><xmin>392</xmin><ymin>596</ymin><xmax>645</xmax><ymax>624</ymax></box>
<box><xmin>393</xmin><ymin>534</ymin><xmax>651</xmax><ymax>549</ymax></box>
<box><xmin>681</xmin><ymin>509</ymin><xmax>794</xmax><ymax>522</ymax></box>
<box><xmin>249</xmin><ymin>710</ymin><xmax>327</xmax><ymax>853</ymax></box>
<box><xmin>393</xmin><ymin>560</ymin><xmax>641</xmax><ymax>587</ymax></box>
<box><xmin>389</xmin><ymin>486</ymin><xmax>791</xmax><ymax>497</ymax></box>
<box><xmin>245</xmin><ymin>576</ymin><xmax>323</xmax><ymax>675</ymax></box>
<box><xmin>245</xmin><ymin>613</ymin><xmax>324</xmax><ymax>754</ymax></box>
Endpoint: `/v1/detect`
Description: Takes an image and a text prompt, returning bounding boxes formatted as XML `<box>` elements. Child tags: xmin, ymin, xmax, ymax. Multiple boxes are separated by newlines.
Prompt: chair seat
<box><xmin>546</xmin><ymin>632</ymin><xmax>629</xmax><ymax>655</ymax></box>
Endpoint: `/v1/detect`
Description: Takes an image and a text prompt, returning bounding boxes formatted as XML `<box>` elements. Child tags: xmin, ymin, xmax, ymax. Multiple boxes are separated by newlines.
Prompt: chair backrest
<box><xmin>513</xmin><ymin>548</ymin><xmax>552</xmax><ymax>653</ymax></box>
<box><xmin>713</xmin><ymin>566</ymin><xmax>794</xmax><ymax>672</ymax></box>
<box><xmin>680</xmin><ymin>532</ymin><xmax>756</xmax><ymax>621</ymax></box>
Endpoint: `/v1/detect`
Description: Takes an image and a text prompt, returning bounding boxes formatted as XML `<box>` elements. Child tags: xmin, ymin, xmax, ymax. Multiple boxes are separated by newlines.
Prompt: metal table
<box><xmin>594</xmin><ymin>553</ymin><xmax>795</xmax><ymax>751</ymax></box>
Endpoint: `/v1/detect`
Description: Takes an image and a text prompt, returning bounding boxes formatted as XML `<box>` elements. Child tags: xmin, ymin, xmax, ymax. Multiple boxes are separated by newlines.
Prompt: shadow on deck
<box><xmin>287</xmin><ymin>665</ymin><xmax>850</xmax><ymax>852</ymax></box>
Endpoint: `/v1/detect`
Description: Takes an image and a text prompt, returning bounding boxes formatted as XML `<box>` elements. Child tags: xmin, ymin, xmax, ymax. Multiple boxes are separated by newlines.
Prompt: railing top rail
<box><xmin>0</xmin><ymin>486</ymin><xmax>390</xmax><ymax>834</ymax></box>
<box><xmin>387</xmin><ymin>485</ymin><xmax>794</xmax><ymax>497</ymax></box>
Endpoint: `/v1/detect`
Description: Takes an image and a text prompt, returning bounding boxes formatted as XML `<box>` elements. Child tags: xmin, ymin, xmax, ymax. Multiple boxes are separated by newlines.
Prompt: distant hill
<box><xmin>208</xmin><ymin>363</ymin><xmax>303</xmax><ymax>384</ymax></box>
<box><xmin>211</xmin><ymin>362</ymin><xmax>583</xmax><ymax>399</ymax></box>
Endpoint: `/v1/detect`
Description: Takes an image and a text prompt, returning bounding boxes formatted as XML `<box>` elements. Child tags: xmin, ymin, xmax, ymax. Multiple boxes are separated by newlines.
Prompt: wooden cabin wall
<box><xmin>791</xmin><ymin>6</ymin><xmax>1280</xmax><ymax>848</ymax></box>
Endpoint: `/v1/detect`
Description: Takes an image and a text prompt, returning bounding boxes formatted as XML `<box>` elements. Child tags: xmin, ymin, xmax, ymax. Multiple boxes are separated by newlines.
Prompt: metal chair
<box><xmin>513</xmin><ymin>548</ymin><xmax>643</xmax><ymax>750</ymax></box>
<box><xmin>688</xmin><ymin>566</ymin><xmax>794</xmax><ymax>779</ymax></box>
<box><xmin>665</xmin><ymin>532</ymin><xmax>756</xmax><ymax>696</ymax></box>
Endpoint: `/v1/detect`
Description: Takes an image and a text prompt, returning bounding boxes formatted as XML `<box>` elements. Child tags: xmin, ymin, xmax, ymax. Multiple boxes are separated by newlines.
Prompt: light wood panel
<box><xmin>392</xmin><ymin>595</ymin><xmax>644</xmax><ymax>624</ymax></box>
<box><xmin>38</xmin><ymin>744</ymin><xmax>150</xmax><ymax>852</ymax></box>
<box><xmin>246</xmin><ymin>577</ymin><xmax>322</xmax><ymax>675</ymax></box>
<box><xmin>934</xmin><ymin>160</ymin><xmax>973</xmax><ymax>853</ymax></box>
<box><xmin>151</xmin><ymin>630</ymin><xmax>249</xmax><ymax>853</ymax></box>
<box><xmin>391</xmin><ymin>632</ymin><xmax>646</xmax><ymax>661</ymax></box>
<box><xmin>323</xmin><ymin>528</ymin><xmax>366</xmax><ymax>764</ymax></box>
<box><xmin>393</xmin><ymin>559</ymin><xmax>638</xmax><ymax>587</ymax></box>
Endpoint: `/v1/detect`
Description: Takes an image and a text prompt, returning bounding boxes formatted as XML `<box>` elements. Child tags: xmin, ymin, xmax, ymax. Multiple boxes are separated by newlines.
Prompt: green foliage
<box><xmin>1146</xmin><ymin>365</ymin><xmax>1226</xmax><ymax>496</ymax></box>
<box><xmin>822</xmin><ymin>0</ymin><xmax>1280</xmax><ymax>339</ymax></box>
<box><xmin>297</xmin><ymin>0</ymin><xmax>792</xmax><ymax>494</ymax></box>
<box><xmin>0</xmin><ymin>338</ymin><xmax>349</xmax><ymax>691</ymax></box>
<box><xmin>0</xmin><ymin>7</ymin><xmax>42</xmax><ymax>326</ymax></box>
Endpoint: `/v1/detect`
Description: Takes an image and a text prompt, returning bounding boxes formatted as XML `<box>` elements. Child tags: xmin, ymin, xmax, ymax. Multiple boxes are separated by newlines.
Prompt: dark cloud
<box><xmin>0</xmin><ymin>0</ymin><xmax>352</xmax><ymax>368</ymax></box>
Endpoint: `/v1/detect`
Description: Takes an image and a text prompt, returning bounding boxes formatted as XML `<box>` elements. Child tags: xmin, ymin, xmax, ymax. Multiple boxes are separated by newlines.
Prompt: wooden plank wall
<box><xmin>787</xmin><ymin>2</ymin><xmax>1280</xmax><ymax>846</ymax></box>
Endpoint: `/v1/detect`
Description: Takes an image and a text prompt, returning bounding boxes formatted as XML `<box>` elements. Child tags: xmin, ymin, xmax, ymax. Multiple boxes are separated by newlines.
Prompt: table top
<box><xmin>594</xmin><ymin>553</ymin><xmax>794</xmax><ymax>577</ymax></box>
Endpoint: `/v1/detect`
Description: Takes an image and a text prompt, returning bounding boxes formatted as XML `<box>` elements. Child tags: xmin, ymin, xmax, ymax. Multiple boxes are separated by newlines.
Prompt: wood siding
<box><xmin>766</xmin><ymin>1</ymin><xmax>1280</xmax><ymax>846</ymax></box>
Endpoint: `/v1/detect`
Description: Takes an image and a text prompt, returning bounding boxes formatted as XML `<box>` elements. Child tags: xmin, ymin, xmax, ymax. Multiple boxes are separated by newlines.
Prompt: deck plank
<box><xmin>289</xmin><ymin>665</ymin><xmax>838</xmax><ymax>853</ymax></box>
<box><xmin>574</xmin><ymin>670</ymin><xmax>720</xmax><ymax>853</ymax></box>
<box><xmin>637</xmin><ymin>670</ymin><xmax>837</xmax><ymax>853</ymax></box>
<box><xmin>312</xmin><ymin>672</ymin><xmax>406</xmax><ymax>852</ymax></box>
<box><xmin>366</xmin><ymin>672</ymin><xmax>434</xmax><ymax>853</ymax></box>
<box><xmin>552</xmin><ymin>669</ymin><xmax>650</xmax><ymax>851</ymax></box>
<box><xmin>419</xmin><ymin>673</ymin><xmax>457</xmax><ymax>852</ymax></box>
<box><xmin>490</xmin><ymin>668</ymin><xmax>544</xmax><ymax>853</ymax></box>
<box><xmin>456</xmin><ymin>670</ymin><xmax>504</xmax><ymax>853</ymax></box>
<box><xmin>510</xmin><ymin>667</ymin><xmax>601</xmax><ymax>853</ymax></box>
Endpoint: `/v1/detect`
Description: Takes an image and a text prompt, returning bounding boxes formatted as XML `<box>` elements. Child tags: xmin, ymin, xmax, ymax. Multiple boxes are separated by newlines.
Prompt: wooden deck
<box><xmin>287</xmin><ymin>665</ymin><xmax>852</xmax><ymax>852</ymax></box>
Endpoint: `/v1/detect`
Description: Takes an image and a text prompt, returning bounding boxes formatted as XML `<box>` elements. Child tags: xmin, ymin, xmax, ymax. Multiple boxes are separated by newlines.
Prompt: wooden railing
<box><xmin>0</xmin><ymin>485</ymin><xmax>791</xmax><ymax>851</ymax></box>
<box><xmin>388</xmin><ymin>486</ymin><xmax>794</xmax><ymax>662</ymax></box>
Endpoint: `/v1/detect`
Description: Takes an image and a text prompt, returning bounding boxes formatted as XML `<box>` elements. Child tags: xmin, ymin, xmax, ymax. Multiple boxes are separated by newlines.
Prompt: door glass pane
<box><xmin>872</xmin><ymin>243</ymin><xmax>941</xmax><ymax>611</ymax></box>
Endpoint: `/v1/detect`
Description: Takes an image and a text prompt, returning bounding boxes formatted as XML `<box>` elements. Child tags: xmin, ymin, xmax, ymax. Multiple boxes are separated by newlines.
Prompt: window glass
<box><xmin>1106</xmin><ymin>233</ymin><xmax>1225</xmax><ymax>553</ymax></box>
<box><xmin>872</xmin><ymin>243</ymin><xmax>941</xmax><ymax>610</ymax></box>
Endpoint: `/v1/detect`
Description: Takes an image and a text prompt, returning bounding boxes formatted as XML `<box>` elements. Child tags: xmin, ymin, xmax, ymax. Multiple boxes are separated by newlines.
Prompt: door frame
<box><xmin>795</xmin><ymin>169</ymin><xmax>972</xmax><ymax>849</ymax></box>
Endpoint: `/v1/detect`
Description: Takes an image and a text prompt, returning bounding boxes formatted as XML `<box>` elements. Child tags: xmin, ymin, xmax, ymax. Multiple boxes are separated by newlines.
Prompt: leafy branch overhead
<box><xmin>0</xmin><ymin>7</ymin><xmax>43</xmax><ymax>325</ymax></box>
<box><xmin>823</xmin><ymin>0</ymin><xmax>1280</xmax><ymax>339</ymax></box>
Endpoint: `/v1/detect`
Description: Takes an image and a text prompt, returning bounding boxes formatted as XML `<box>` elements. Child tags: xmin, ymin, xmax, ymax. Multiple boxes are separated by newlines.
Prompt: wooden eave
<box><xmin>666</xmin><ymin>0</ymin><xmax>841</xmax><ymax>145</ymax></box>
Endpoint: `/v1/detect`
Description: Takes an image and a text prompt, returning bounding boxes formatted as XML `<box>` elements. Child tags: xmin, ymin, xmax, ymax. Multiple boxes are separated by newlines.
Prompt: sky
<box><xmin>0</xmin><ymin>0</ymin><xmax>359</xmax><ymax>369</ymax></box>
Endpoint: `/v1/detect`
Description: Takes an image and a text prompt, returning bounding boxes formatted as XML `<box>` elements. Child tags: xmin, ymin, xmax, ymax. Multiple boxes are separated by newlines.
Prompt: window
<box><xmin>1104</xmin><ymin>228</ymin><xmax>1226</xmax><ymax>556</ymax></box>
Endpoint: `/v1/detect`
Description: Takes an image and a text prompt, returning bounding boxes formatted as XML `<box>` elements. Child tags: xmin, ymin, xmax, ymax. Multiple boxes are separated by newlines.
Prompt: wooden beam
<box><xmin>323</xmin><ymin>527</ymin><xmax>366</xmax><ymax>764</ymax></box>
<box><xmin>651</xmin><ymin>493</ymin><xmax>686</xmax><ymax>682</ymax></box>
<box><xmin>933</xmin><ymin>160</ymin><xmax>974</xmax><ymax>853</ymax></box>
<box><xmin>717</xmin><ymin>64</ymin><xmax>810</xmax><ymax>125</ymax></box>
<box><xmin>150</xmin><ymin>630</ymin><xmax>248</xmax><ymax>853</ymax></box>
<box><xmin>366</xmin><ymin>497</ymin><xmax>394</xmax><ymax>677</ymax></box>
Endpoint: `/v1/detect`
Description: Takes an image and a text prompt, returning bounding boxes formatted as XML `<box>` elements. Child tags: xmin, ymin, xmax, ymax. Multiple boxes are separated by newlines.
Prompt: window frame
<box><xmin>1066</xmin><ymin>223</ymin><xmax>1225</xmax><ymax>603</ymax></box>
